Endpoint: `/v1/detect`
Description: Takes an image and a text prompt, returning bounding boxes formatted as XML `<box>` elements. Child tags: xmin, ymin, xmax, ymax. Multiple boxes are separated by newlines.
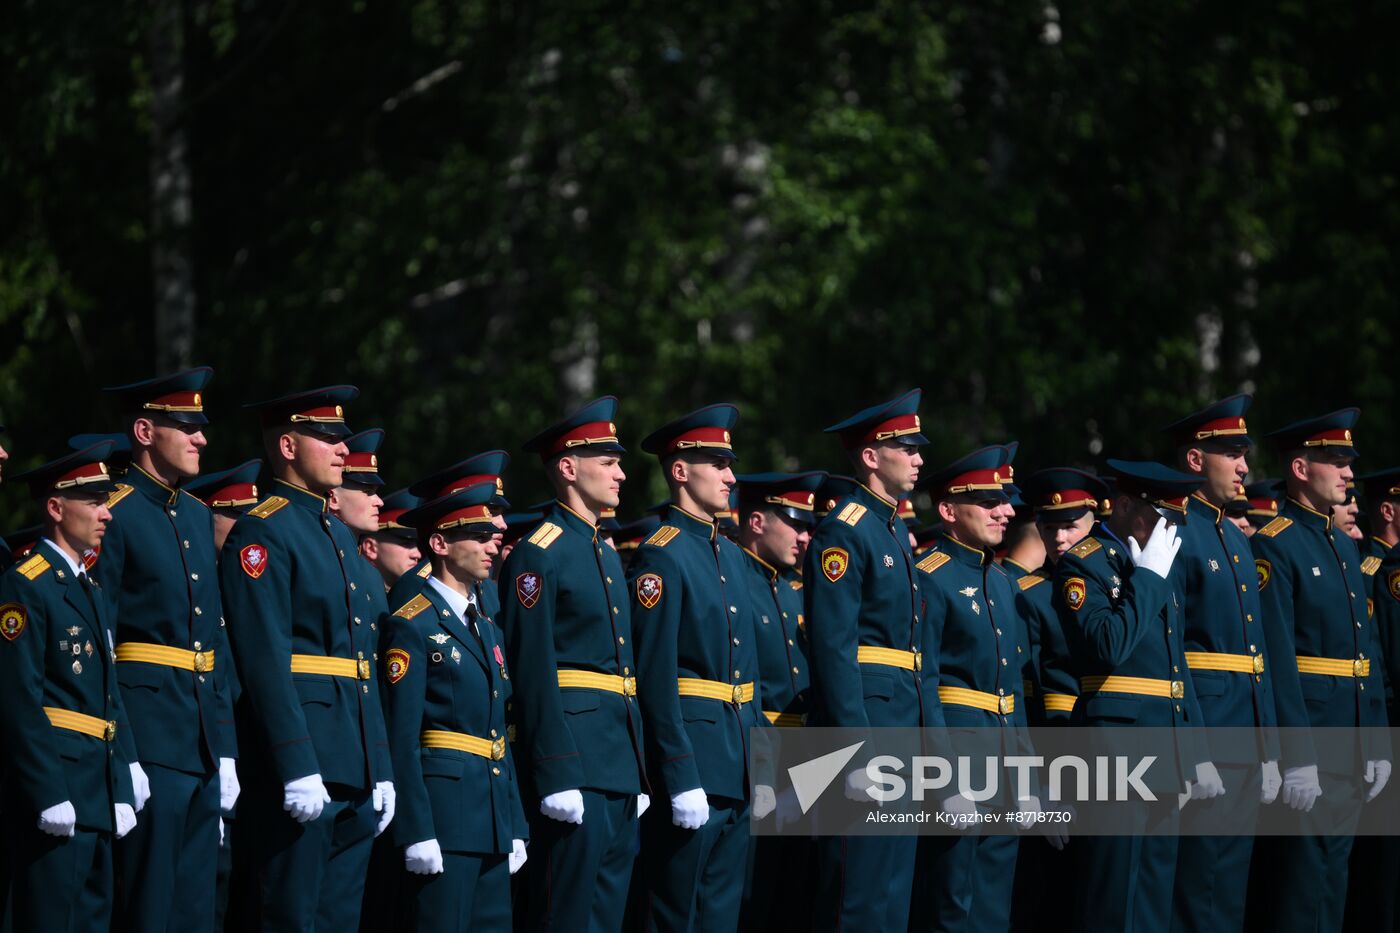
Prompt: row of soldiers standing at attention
<box><xmin>0</xmin><ymin>373</ymin><xmax>1396</xmax><ymax>932</ymax></box>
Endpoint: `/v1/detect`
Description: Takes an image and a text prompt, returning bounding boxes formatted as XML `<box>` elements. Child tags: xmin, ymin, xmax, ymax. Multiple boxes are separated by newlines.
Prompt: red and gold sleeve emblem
<box><xmin>0</xmin><ymin>603</ymin><xmax>27</xmax><ymax>641</ymax></box>
<box><xmin>636</xmin><ymin>573</ymin><xmax>663</xmax><ymax>609</ymax></box>
<box><xmin>386</xmin><ymin>648</ymin><xmax>411</xmax><ymax>684</ymax></box>
<box><xmin>1255</xmin><ymin>559</ymin><xmax>1272</xmax><ymax>592</ymax></box>
<box><xmin>1062</xmin><ymin>577</ymin><xmax>1087</xmax><ymax>611</ymax></box>
<box><xmin>821</xmin><ymin>547</ymin><xmax>849</xmax><ymax>583</ymax></box>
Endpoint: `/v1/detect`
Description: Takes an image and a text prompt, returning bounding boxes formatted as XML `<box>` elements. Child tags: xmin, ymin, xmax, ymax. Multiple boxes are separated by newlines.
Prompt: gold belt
<box><xmin>938</xmin><ymin>685</ymin><xmax>1014</xmax><ymax>715</ymax></box>
<box><xmin>677</xmin><ymin>678</ymin><xmax>754</xmax><ymax>705</ymax></box>
<box><xmin>857</xmin><ymin>646</ymin><xmax>922</xmax><ymax>672</ymax></box>
<box><xmin>763</xmin><ymin>710</ymin><xmax>806</xmax><ymax>727</ymax></box>
<box><xmin>1296</xmin><ymin>656</ymin><xmax>1371</xmax><ymax>678</ymax></box>
<box><xmin>1080</xmin><ymin>675</ymin><xmax>1184</xmax><ymax>699</ymax></box>
<box><xmin>1185</xmin><ymin>651</ymin><xmax>1264</xmax><ymax>675</ymax></box>
<box><xmin>116</xmin><ymin>643</ymin><xmax>215</xmax><ymax>673</ymax></box>
<box><xmin>421</xmin><ymin>729</ymin><xmax>506</xmax><ymax>760</ymax></box>
<box><xmin>557</xmin><ymin>669</ymin><xmax>637</xmax><ymax>696</ymax></box>
<box><xmin>44</xmin><ymin>706</ymin><xmax>116</xmax><ymax>742</ymax></box>
<box><xmin>1043</xmin><ymin>693</ymin><xmax>1077</xmax><ymax>713</ymax></box>
<box><xmin>290</xmin><ymin>653</ymin><xmax>371</xmax><ymax>680</ymax></box>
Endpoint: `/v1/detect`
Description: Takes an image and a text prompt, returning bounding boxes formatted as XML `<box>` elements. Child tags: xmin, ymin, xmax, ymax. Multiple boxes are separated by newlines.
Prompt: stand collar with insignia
<box><xmin>851</xmin><ymin>482</ymin><xmax>899</xmax><ymax>524</ymax></box>
<box><xmin>550</xmin><ymin>499</ymin><xmax>601</xmax><ymax>540</ymax></box>
<box><xmin>275</xmin><ymin>478</ymin><xmax>330</xmax><ymax>514</ymax></box>
<box><xmin>39</xmin><ymin>537</ymin><xmax>85</xmax><ymax>579</ymax></box>
<box><xmin>666</xmin><ymin>504</ymin><xmax>718</xmax><ymax>541</ymax></box>
<box><xmin>1283</xmin><ymin>496</ymin><xmax>1332</xmax><ymax>532</ymax></box>
<box><xmin>938</xmin><ymin>531</ymin><xmax>989</xmax><ymax>567</ymax></box>
<box><xmin>741</xmin><ymin>545</ymin><xmax>781</xmax><ymax>582</ymax></box>
<box><xmin>1187</xmin><ymin>491</ymin><xmax>1223</xmax><ymax>525</ymax></box>
<box><xmin>128</xmin><ymin>463</ymin><xmax>182</xmax><ymax>507</ymax></box>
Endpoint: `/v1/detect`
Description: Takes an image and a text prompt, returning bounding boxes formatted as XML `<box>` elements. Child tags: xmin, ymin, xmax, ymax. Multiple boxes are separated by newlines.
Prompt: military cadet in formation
<box><xmin>1054</xmin><ymin>459</ymin><xmax>1223</xmax><ymax>933</ymax></box>
<box><xmin>91</xmin><ymin>369</ymin><xmax>238</xmax><ymax>933</ymax></box>
<box><xmin>497</xmin><ymin>397</ymin><xmax>649</xmax><ymax>932</ymax></box>
<box><xmin>496</xmin><ymin>507</ymin><xmax>544</xmax><ymax>566</ymax></box>
<box><xmin>913</xmin><ymin>443</ymin><xmax>1053</xmax><ymax>932</ymax></box>
<box><xmin>380</xmin><ymin>481</ymin><xmax>529</xmax><ymax>931</ymax></box>
<box><xmin>731</xmin><ymin>470</ymin><xmax>823</xmax><ymax>931</ymax></box>
<box><xmin>1241</xmin><ymin>479</ymin><xmax>1281</xmax><ymax>536</ymax></box>
<box><xmin>360</xmin><ymin>488</ymin><xmax>423</xmax><ymax>591</ymax></box>
<box><xmin>628</xmin><ymin>404</ymin><xmax>772</xmax><ymax>933</ymax></box>
<box><xmin>1248</xmin><ymin>410</ymin><xmax>1391</xmax><ymax>933</ymax></box>
<box><xmin>391</xmin><ymin>450</ymin><xmax>511</xmax><ymax>612</ymax></box>
<box><xmin>217</xmin><ymin>387</ymin><xmax>382</xmax><ymax>931</ymax></box>
<box><xmin>0</xmin><ymin>440</ymin><xmax>139</xmax><ymax>932</ymax></box>
<box><xmin>186</xmin><ymin>459</ymin><xmax>262</xmax><ymax>553</ymax></box>
<box><xmin>1163</xmin><ymin>397</ymin><xmax>1281</xmax><ymax>933</ymax></box>
<box><xmin>1345</xmin><ymin>467</ymin><xmax>1400</xmax><ymax>933</ymax></box>
<box><xmin>804</xmin><ymin>390</ymin><xmax>930</xmax><ymax>932</ymax></box>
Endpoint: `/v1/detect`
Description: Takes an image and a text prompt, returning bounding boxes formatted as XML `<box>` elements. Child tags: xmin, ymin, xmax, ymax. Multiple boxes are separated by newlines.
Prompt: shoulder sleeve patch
<box><xmin>1062</xmin><ymin>577</ymin><xmax>1087</xmax><ymax>611</ymax></box>
<box><xmin>526</xmin><ymin>522</ymin><xmax>563</xmax><ymax>549</ymax></box>
<box><xmin>393</xmin><ymin>594</ymin><xmax>433</xmax><ymax>620</ymax></box>
<box><xmin>1361</xmin><ymin>556</ymin><xmax>1382</xmax><ymax>576</ymax></box>
<box><xmin>915</xmin><ymin>551</ymin><xmax>950</xmax><ymax>573</ymax></box>
<box><xmin>105</xmin><ymin>483</ymin><xmax>135</xmax><ymax>509</ymax></box>
<box><xmin>247</xmin><ymin>496</ymin><xmax>289</xmax><ymax>520</ymax></box>
<box><xmin>385</xmin><ymin>648</ymin><xmax>411</xmax><ymax>684</ymax></box>
<box><xmin>836</xmin><ymin>503</ymin><xmax>867</xmax><ymax>526</ymax></box>
<box><xmin>1257</xmin><ymin>516</ymin><xmax>1293</xmax><ymax>538</ymax></box>
<box><xmin>1255</xmin><ymin>559</ymin><xmax>1272</xmax><ymax>591</ymax></box>
<box><xmin>416</xmin><ymin>563</ymin><xmax>432</xmax><ymax>578</ymax></box>
<box><xmin>644</xmin><ymin>526</ymin><xmax>680</xmax><ymax>548</ymax></box>
<box><xmin>1068</xmin><ymin>538</ymin><xmax>1102</xmax><ymax>559</ymax></box>
<box><xmin>16</xmin><ymin>554</ymin><xmax>50</xmax><ymax>581</ymax></box>
<box><xmin>635</xmin><ymin>572</ymin><xmax>663</xmax><ymax>608</ymax></box>
<box><xmin>0</xmin><ymin>603</ymin><xmax>27</xmax><ymax>641</ymax></box>
<box><xmin>1387</xmin><ymin>569</ymin><xmax>1400</xmax><ymax>603</ymax></box>
<box><xmin>1018</xmin><ymin>574</ymin><xmax>1047</xmax><ymax>591</ymax></box>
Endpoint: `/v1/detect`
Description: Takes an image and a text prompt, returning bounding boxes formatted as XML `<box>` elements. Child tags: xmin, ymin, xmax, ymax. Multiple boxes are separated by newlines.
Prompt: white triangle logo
<box><xmin>789</xmin><ymin>741</ymin><xmax>865</xmax><ymax>815</ymax></box>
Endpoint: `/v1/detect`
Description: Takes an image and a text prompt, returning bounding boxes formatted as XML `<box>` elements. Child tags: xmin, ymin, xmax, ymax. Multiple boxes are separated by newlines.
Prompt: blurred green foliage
<box><xmin>2</xmin><ymin>0</ymin><xmax>1397</xmax><ymax>523</ymax></box>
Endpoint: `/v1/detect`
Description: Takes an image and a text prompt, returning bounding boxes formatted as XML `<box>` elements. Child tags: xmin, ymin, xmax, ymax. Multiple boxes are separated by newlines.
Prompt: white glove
<box><xmin>283</xmin><ymin>774</ymin><xmax>331</xmax><ymax>823</ymax></box>
<box><xmin>1190</xmin><ymin>762</ymin><xmax>1226</xmax><ymax>800</ymax></box>
<box><xmin>670</xmin><ymin>788</ymin><xmax>709</xmax><ymax>830</ymax></box>
<box><xmin>941</xmin><ymin>793</ymin><xmax>977</xmax><ymax>831</ymax></box>
<box><xmin>844</xmin><ymin>768</ymin><xmax>879</xmax><ymax>803</ymax></box>
<box><xmin>1128</xmin><ymin>518</ymin><xmax>1181</xmax><ymax>580</ymax></box>
<box><xmin>114</xmin><ymin>803</ymin><xmax>137</xmax><ymax>839</ymax></box>
<box><xmin>1365</xmin><ymin>760</ymin><xmax>1392</xmax><ymax>802</ymax></box>
<box><xmin>1260</xmin><ymin>760</ymin><xmax>1282</xmax><ymax>804</ymax></box>
<box><xmin>374</xmin><ymin>781</ymin><xmax>396</xmax><ymax>836</ymax></box>
<box><xmin>130</xmin><ymin>762</ymin><xmax>152</xmax><ymax>813</ymax></box>
<box><xmin>38</xmin><ymin>801</ymin><xmax>77</xmax><ymax>838</ymax></box>
<box><xmin>509</xmin><ymin>838</ymin><xmax>528</xmax><ymax>875</ymax></box>
<box><xmin>636</xmin><ymin>793</ymin><xmax>650</xmax><ymax>819</ymax></box>
<box><xmin>1282</xmin><ymin>764</ymin><xmax>1322</xmax><ymax>812</ymax></box>
<box><xmin>219</xmin><ymin>758</ymin><xmax>240</xmax><ymax>814</ymax></box>
<box><xmin>752</xmin><ymin>784</ymin><xmax>776</xmax><ymax>820</ymax></box>
<box><xmin>404</xmin><ymin>839</ymin><xmax>444</xmax><ymax>875</ymax></box>
<box><xmin>540</xmin><ymin>789</ymin><xmax>585</xmax><ymax>825</ymax></box>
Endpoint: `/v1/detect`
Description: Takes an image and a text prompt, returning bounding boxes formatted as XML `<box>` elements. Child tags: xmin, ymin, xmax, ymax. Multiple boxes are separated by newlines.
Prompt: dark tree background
<box><xmin>2</xmin><ymin>0</ymin><xmax>1397</xmax><ymax>522</ymax></box>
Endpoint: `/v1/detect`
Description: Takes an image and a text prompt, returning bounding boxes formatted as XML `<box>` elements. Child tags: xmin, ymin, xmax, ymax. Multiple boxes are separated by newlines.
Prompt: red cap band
<box><xmin>1189</xmin><ymin>416</ymin><xmax>1248</xmax><ymax>441</ymax></box>
<box><xmin>53</xmin><ymin>461</ymin><xmax>111</xmax><ymax>491</ymax></box>
<box><xmin>144</xmin><ymin>390</ymin><xmax>204</xmax><ymax>413</ymax></box>
<box><xmin>667</xmin><ymin>426</ymin><xmax>732</xmax><ymax>454</ymax></box>
<box><xmin>1304</xmin><ymin>427</ymin><xmax>1354</xmax><ymax>448</ymax></box>
<box><xmin>842</xmin><ymin>413</ymin><xmax>921</xmax><ymax>449</ymax></box>
<box><xmin>207</xmin><ymin>482</ymin><xmax>258</xmax><ymax>509</ymax></box>
<box><xmin>343</xmin><ymin>452</ymin><xmax>379</xmax><ymax>474</ymax></box>
<box><xmin>941</xmin><ymin>468</ymin><xmax>1010</xmax><ymax>496</ymax></box>
<box><xmin>546</xmin><ymin>421</ymin><xmax>620</xmax><ymax>457</ymax></box>
<box><xmin>434</xmin><ymin>475</ymin><xmax>503</xmax><ymax>499</ymax></box>
<box><xmin>1035</xmin><ymin>489</ymin><xmax>1099</xmax><ymax>511</ymax></box>
<box><xmin>435</xmin><ymin>505</ymin><xmax>495</xmax><ymax>530</ymax></box>
<box><xmin>286</xmin><ymin>404</ymin><xmax>345</xmax><ymax>425</ymax></box>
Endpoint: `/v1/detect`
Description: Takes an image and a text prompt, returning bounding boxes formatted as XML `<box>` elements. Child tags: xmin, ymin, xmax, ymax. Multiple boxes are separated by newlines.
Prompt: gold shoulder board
<box><xmin>16</xmin><ymin>554</ymin><xmax>51</xmax><ymax>581</ymax></box>
<box><xmin>527</xmin><ymin>522</ymin><xmax>563</xmax><ymax>549</ymax></box>
<box><xmin>247</xmin><ymin>496</ymin><xmax>290</xmax><ymax>520</ymax></box>
<box><xmin>393</xmin><ymin>594</ymin><xmax>432</xmax><ymax>620</ymax></box>
<box><xmin>1068</xmin><ymin>538</ymin><xmax>1102</xmax><ymax>558</ymax></box>
<box><xmin>1257</xmin><ymin>517</ymin><xmax>1293</xmax><ymax>538</ymax></box>
<box><xmin>416</xmin><ymin>563</ymin><xmax>432</xmax><ymax>578</ymax></box>
<box><xmin>644</xmin><ymin>526</ymin><xmax>680</xmax><ymax>548</ymax></box>
<box><xmin>836</xmin><ymin>503</ymin><xmax>867</xmax><ymax>527</ymax></box>
<box><xmin>1019</xmin><ymin>574</ymin><xmax>1047</xmax><ymax>591</ymax></box>
<box><xmin>916</xmin><ymin>551</ymin><xmax>950</xmax><ymax>573</ymax></box>
<box><xmin>105</xmin><ymin>484</ymin><xmax>135</xmax><ymax>509</ymax></box>
<box><xmin>1361</xmin><ymin>556</ymin><xmax>1382</xmax><ymax>576</ymax></box>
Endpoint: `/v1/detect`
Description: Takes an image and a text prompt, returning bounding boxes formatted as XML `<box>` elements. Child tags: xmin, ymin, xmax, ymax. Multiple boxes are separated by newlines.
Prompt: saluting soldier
<box><xmin>217</xmin><ymin>387</ymin><xmax>381</xmax><ymax>930</ymax></box>
<box><xmin>1054</xmin><ymin>459</ymin><xmax>1223</xmax><ymax>933</ymax></box>
<box><xmin>389</xmin><ymin>450</ymin><xmax>511</xmax><ymax>611</ymax></box>
<box><xmin>629</xmin><ymin>404</ymin><xmax>773</xmax><ymax>933</ymax></box>
<box><xmin>0</xmin><ymin>440</ymin><xmax>139</xmax><ymax>932</ymax></box>
<box><xmin>731</xmin><ymin>470</ymin><xmax>823</xmax><ymax>931</ymax></box>
<box><xmin>1163</xmin><ymin>397</ymin><xmax>1283</xmax><ymax>933</ymax></box>
<box><xmin>185</xmin><ymin>459</ymin><xmax>262</xmax><ymax>553</ymax></box>
<box><xmin>91</xmin><ymin>369</ymin><xmax>238</xmax><ymax>933</ymax></box>
<box><xmin>495</xmin><ymin>397</ymin><xmax>649</xmax><ymax>932</ymax></box>
<box><xmin>804</xmin><ymin>390</ymin><xmax>929</xmax><ymax>932</ymax></box>
<box><xmin>912</xmin><ymin>443</ymin><xmax>1048</xmax><ymax>932</ymax></box>
<box><xmin>360</xmin><ymin>488</ymin><xmax>423</xmax><ymax>591</ymax></box>
<box><xmin>381</xmin><ymin>482</ymin><xmax>529</xmax><ymax>931</ymax></box>
<box><xmin>1248</xmin><ymin>411</ymin><xmax>1390</xmax><ymax>933</ymax></box>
